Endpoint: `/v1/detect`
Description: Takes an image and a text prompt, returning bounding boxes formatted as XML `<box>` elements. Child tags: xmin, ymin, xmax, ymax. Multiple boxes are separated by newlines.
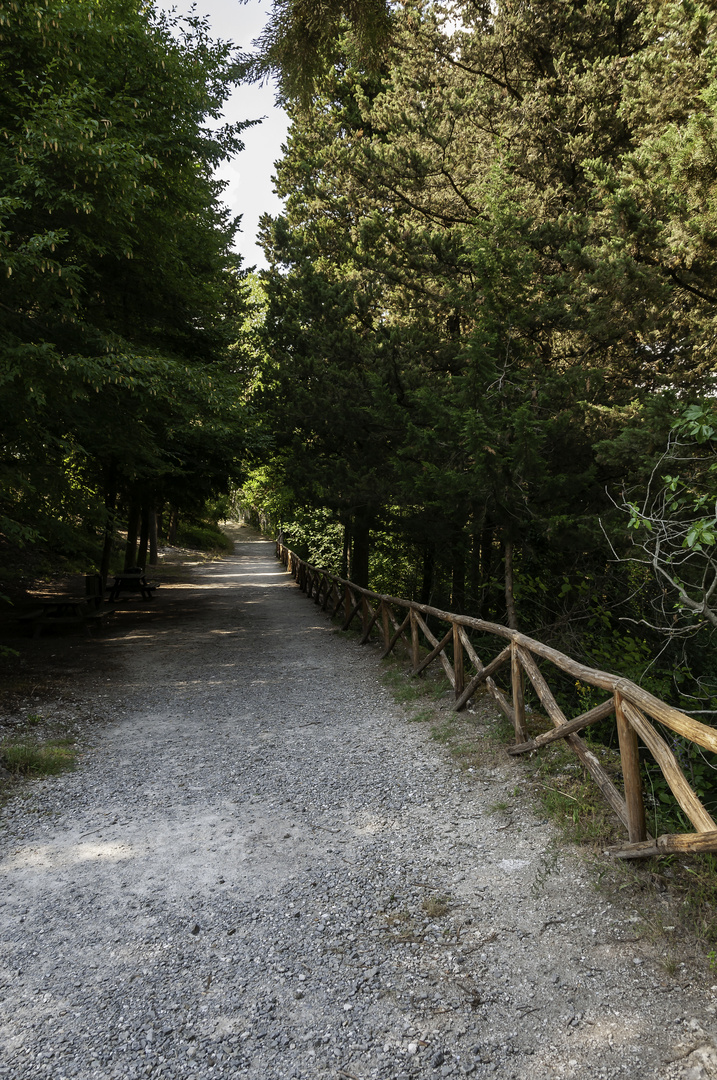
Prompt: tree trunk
<box><xmin>504</xmin><ymin>539</ymin><xmax>518</xmax><ymax>630</ymax></box>
<box><xmin>479</xmin><ymin>523</ymin><xmax>494</xmax><ymax>618</ymax></box>
<box><xmin>124</xmin><ymin>495</ymin><xmax>141</xmax><ymax>570</ymax></box>
<box><xmin>341</xmin><ymin>521</ymin><xmax>351</xmax><ymax>579</ymax></box>
<box><xmin>468</xmin><ymin>508</ymin><xmax>484</xmax><ymax>615</ymax></box>
<box><xmin>137</xmin><ymin>505</ymin><xmax>150</xmax><ymax>570</ymax></box>
<box><xmin>451</xmin><ymin>539</ymin><xmax>465</xmax><ymax>614</ymax></box>
<box><xmin>168</xmin><ymin>506</ymin><xmax>179</xmax><ymax>545</ymax></box>
<box><xmin>148</xmin><ymin>504</ymin><xmax>158</xmax><ymax>566</ymax></box>
<box><xmin>99</xmin><ymin>464</ymin><xmax>117</xmax><ymax>587</ymax></box>
<box><xmin>420</xmin><ymin>542</ymin><xmax>435</xmax><ymax>606</ymax></box>
<box><xmin>350</xmin><ymin>510</ymin><xmax>370</xmax><ymax>589</ymax></box>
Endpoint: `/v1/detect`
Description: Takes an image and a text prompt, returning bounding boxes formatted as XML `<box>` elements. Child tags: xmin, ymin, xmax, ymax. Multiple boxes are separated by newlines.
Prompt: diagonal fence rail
<box><xmin>277</xmin><ymin>539</ymin><xmax>717</xmax><ymax>860</ymax></box>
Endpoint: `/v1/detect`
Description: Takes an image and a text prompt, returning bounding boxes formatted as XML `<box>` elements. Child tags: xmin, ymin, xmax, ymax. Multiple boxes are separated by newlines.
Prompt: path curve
<box><xmin>0</xmin><ymin>525</ymin><xmax>715</xmax><ymax>1080</ymax></box>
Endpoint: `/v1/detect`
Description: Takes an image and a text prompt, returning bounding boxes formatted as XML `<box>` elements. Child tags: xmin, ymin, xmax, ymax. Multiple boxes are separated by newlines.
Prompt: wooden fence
<box><xmin>276</xmin><ymin>539</ymin><xmax>717</xmax><ymax>860</ymax></box>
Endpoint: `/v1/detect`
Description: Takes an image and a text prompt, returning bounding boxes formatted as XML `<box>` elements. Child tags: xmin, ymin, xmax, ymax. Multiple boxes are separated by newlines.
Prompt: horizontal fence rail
<box><xmin>276</xmin><ymin>540</ymin><xmax>717</xmax><ymax>860</ymax></box>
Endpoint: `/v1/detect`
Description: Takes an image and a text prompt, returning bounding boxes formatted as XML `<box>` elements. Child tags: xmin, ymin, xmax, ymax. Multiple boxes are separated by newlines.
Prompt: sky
<box><xmin>164</xmin><ymin>0</ymin><xmax>289</xmax><ymax>270</ymax></box>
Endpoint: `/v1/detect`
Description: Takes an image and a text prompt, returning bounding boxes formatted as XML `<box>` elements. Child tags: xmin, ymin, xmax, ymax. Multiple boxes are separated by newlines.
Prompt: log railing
<box><xmin>276</xmin><ymin>540</ymin><xmax>717</xmax><ymax>860</ymax></box>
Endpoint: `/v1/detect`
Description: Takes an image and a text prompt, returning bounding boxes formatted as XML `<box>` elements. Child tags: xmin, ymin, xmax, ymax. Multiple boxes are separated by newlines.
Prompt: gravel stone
<box><xmin>1</xmin><ymin>524</ymin><xmax>716</xmax><ymax>1079</ymax></box>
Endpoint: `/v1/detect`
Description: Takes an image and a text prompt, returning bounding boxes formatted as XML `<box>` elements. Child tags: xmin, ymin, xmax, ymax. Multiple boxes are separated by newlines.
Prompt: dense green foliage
<box><xmin>0</xmin><ymin>0</ymin><xmax>256</xmax><ymax>573</ymax></box>
<box><xmin>244</xmin><ymin>0</ymin><xmax>391</xmax><ymax>102</ymax></box>
<box><xmin>245</xmin><ymin>0</ymin><xmax>717</xmax><ymax>716</ymax></box>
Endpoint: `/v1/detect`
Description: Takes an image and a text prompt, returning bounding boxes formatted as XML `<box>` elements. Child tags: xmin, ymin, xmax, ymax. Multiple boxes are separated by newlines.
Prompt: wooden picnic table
<box><xmin>107</xmin><ymin>571</ymin><xmax>160</xmax><ymax>602</ymax></box>
<box><xmin>19</xmin><ymin>597</ymin><xmax>113</xmax><ymax>638</ymax></box>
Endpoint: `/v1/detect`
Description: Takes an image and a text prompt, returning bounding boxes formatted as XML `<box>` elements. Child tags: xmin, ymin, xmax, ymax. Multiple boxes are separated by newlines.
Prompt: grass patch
<box><xmin>1</xmin><ymin>737</ymin><xmax>76</xmax><ymax>778</ymax></box>
<box><xmin>427</xmin><ymin>704</ymin><xmax>517</xmax><ymax>771</ymax></box>
<box><xmin>421</xmin><ymin>895</ymin><xmax>451</xmax><ymax>918</ymax></box>
<box><xmin>380</xmin><ymin>652</ymin><xmax>461</xmax><ymax>728</ymax></box>
<box><xmin>590</xmin><ymin>848</ymin><xmax>717</xmax><ymax>966</ymax></box>
<box><xmin>517</xmin><ymin>719</ymin><xmax>624</xmax><ymax>847</ymax></box>
<box><xmin>430</xmin><ymin>718</ymin><xmax>455</xmax><ymax>744</ymax></box>
<box><xmin>410</xmin><ymin>707</ymin><xmax>434</xmax><ymax>724</ymax></box>
<box><xmin>379</xmin><ymin>648</ymin><xmax>513</xmax><ymax>769</ymax></box>
<box><xmin>520</xmin><ymin>714</ymin><xmax>717</xmax><ymax>957</ymax></box>
<box><xmin>381</xmin><ymin>665</ymin><xmax>427</xmax><ymax>706</ymax></box>
<box><xmin>678</xmin><ymin>854</ymin><xmax>717</xmax><ymax>943</ymax></box>
<box><xmin>486</xmin><ymin>713</ymin><xmax>516</xmax><ymax>744</ymax></box>
<box><xmin>428</xmin><ymin>675</ymin><xmax>453</xmax><ymax>700</ymax></box>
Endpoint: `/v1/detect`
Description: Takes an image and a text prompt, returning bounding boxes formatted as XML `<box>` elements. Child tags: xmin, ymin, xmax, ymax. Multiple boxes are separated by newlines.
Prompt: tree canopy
<box><xmin>0</xmin><ymin>0</ymin><xmax>257</xmax><ymax>567</ymax></box>
<box><xmin>247</xmin><ymin>0</ymin><xmax>717</xmax><ymax>711</ymax></box>
<box><xmin>243</xmin><ymin>0</ymin><xmax>392</xmax><ymax>101</ymax></box>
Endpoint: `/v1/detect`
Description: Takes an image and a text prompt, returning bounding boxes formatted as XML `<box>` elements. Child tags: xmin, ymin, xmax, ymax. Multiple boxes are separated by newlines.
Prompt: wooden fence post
<box><xmin>453</xmin><ymin>622</ymin><xmax>464</xmax><ymax>700</ymax></box>
<box><xmin>361</xmin><ymin>597</ymin><xmax>370</xmax><ymax>639</ymax></box>
<box><xmin>510</xmin><ymin>640</ymin><xmax>528</xmax><ymax>743</ymax></box>
<box><xmin>344</xmin><ymin>586</ymin><xmax>352</xmax><ymax>625</ymax></box>
<box><xmin>410</xmin><ymin>609</ymin><xmax>420</xmax><ymax>672</ymax></box>
<box><xmin>615</xmin><ymin>691</ymin><xmax>647</xmax><ymax>843</ymax></box>
<box><xmin>381</xmin><ymin>601</ymin><xmax>391</xmax><ymax>653</ymax></box>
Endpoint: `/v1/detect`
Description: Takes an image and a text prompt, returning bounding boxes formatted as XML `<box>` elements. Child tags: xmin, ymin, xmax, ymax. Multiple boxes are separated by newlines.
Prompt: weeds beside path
<box><xmin>0</xmin><ymin>524</ymin><xmax>716</xmax><ymax>1080</ymax></box>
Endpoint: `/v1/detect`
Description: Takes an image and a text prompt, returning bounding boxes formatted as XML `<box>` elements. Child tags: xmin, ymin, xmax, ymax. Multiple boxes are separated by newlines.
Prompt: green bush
<box><xmin>282</xmin><ymin>507</ymin><xmax>345</xmax><ymax>572</ymax></box>
<box><xmin>175</xmin><ymin>521</ymin><xmax>233</xmax><ymax>553</ymax></box>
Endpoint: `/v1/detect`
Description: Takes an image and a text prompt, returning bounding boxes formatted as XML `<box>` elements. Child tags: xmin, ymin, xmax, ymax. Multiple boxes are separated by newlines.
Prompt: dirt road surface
<box><xmin>2</xmin><ymin>524</ymin><xmax>717</xmax><ymax>1080</ymax></box>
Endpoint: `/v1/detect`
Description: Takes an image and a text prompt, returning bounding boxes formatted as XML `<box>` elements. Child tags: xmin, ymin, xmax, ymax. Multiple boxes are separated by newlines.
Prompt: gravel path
<box><xmin>2</xmin><ymin>524</ymin><xmax>717</xmax><ymax>1080</ymax></box>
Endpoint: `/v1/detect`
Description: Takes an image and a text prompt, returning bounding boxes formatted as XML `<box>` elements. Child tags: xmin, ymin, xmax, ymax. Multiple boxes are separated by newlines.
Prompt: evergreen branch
<box><xmin>668</xmin><ymin>270</ymin><xmax>717</xmax><ymax>306</ymax></box>
<box><xmin>433</xmin><ymin>49</ymin><xmax>524</xmax><ymax>102</ymax></box>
